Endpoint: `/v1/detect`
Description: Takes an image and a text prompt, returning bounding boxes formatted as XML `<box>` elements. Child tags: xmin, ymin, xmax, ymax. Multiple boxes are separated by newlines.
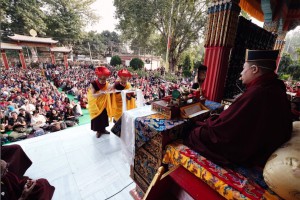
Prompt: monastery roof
<box><xmin>8</xmin><ymin>34</ymin><xmax>58</xmax><ymax>44</ymax></box>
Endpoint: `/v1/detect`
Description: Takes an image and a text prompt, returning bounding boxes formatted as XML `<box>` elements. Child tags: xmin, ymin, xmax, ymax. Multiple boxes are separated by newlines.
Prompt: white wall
<box><xmin>144</xmin><ymin>60</ymin><xmax>160</xmax><ymax>70</ymax></box>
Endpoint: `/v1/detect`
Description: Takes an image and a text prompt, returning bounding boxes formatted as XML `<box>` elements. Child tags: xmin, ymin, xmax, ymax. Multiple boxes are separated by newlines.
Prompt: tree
<box><xmin>278</xmin><ymin>53</ymin><xmax>293</xmax><ymax>73</ymax></box>
<box><xmin>194</xmin><ymin>60</ymin><xmax>203</xmax><ymax>71</ymax></box>
<box><xmin>286</xmin><ymin>63</ymin><xmax>300</xmax><ymax>80</ymax></box>
<box><xmin>296</xmin><ymin>47</ymin><xmax>300</xmax><ymax>63</ymax></box>
<box><xmin>1</xmin><ymin>0</ymin><xmax>98</xmax><ymax>43</ymax></box>
<box><xmin>101</xmin><ymin>31</ymin><xmax>122</xmax><ymax>56</ymax></box>
<box><xmin>1</xmin><ymin>0</ymin><xmax>47</xmax><ymax>35</ymax></box>
<box><xmin>110</xmin><ymin>55</ymin><xmax>122</xmax><ymax>66</ymax></box>
<box><xmin>284</xmin><ymin>27</ymin><xmax>300</xmax><ymax>59</ymax></box>
<box><xmin>43</xmin><ymin>0</ymin><xmax>98</xmax><ymax>43</ymax></box>
<box><xmin>183</xmin><ymin>54</ymin><xmax>192</xmax><ymax>71</ymax></box>
<box><xmin>114</xmin><ymin>0</ymin><xmax>209</xmax><ymax>72</ymax></box>
<box><xmin>72</xmin><ymin>31</ymin><xmax>121</xmax><ymax>59</ymax></box>
<box><xmin>130</xmin><ymin>58</ymin><xmax>144</xmax><ymax>70</ymax></box>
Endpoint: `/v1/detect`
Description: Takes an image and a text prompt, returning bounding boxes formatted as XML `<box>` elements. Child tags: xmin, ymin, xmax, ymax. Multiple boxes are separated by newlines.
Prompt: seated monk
<box><xmin>1</xmin><ymin>159</ymin><xmax>55</xmax><ymax>200</ymax></box>
<box><xmin>184</xmin><ymin>49</ymin><xmax>292</xmax><ymax>167</ymax></box>
<box><xmin>1</xmin><ymin>144</ymin><xmax>32</xmax><ymax>177</ymax></box>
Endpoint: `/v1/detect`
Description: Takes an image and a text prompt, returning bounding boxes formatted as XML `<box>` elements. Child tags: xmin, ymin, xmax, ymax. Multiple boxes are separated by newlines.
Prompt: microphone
<box><xmin>236</xmin><ymin>79</ymin><xmax>244</xmax><ymax>93</ymax></box>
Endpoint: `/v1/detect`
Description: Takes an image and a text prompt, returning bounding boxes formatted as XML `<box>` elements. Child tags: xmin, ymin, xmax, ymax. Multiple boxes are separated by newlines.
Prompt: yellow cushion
<box><xmin>263</xmin><ymin>121</ymin><xmax>300</xmax><ymax>200</ymax></box>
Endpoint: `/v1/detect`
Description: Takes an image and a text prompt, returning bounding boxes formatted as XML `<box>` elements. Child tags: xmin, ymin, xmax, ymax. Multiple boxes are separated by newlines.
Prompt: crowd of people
<box><xmin>0</xmin><ymin>67</ymin><xmax>84</xmax><ymax>143</ymax></box>
<box><xmin>0</xmin><ymin>63</ymin><xmax>199</xmax><ymax>143</ymax></box>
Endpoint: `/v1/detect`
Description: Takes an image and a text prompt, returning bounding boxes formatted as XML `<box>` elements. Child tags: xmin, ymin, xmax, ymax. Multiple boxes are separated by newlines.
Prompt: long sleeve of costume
<box><xmin>185</xmin><ymin>74</ymin><xmax>292</xmax><ymax>167</ymax></box>
<box><xmin>87</xmin><ymin>81</ymin><xmax>112</xmax><ymax>120</ymax></box>
<box><xmin>111</xmin><ymin>82</ymin><xmax>136</xmax><ymax>121</ymax></box>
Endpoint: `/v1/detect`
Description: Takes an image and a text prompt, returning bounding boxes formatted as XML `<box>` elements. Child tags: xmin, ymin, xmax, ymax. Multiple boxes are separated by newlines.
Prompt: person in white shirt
<box><xmin>31</xmin><ymin>110</ymin><xmax>46</xmax><ymax>130</ymax></box>
<box><xmin>20</xmin><ymin>100</ymin><xmax>35</xmax><ymax>114</ymax></box>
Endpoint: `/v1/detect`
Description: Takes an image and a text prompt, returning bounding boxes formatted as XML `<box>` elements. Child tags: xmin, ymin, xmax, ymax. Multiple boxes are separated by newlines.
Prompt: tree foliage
<box><xmin>278</xmin><ymin>52</ymin><xmax>300</xmax><ymax>81</ymax></box>
<box><xmin>100</xmin><ymin>31</ymin><xmax>122</xmax><ymax>56</ymax></box>
<box><xmin>284</xmin><ymin>27</ymin><xmax>300</xmax><ymax>60</ymax></box>
<box><xmin>1</xmin><ymin>0</ymin><xmax>47</xmax><ymax>35</ymax></box>
<box><xmin>114</xmin><ymin>0</ymin><xmax>209</xmax><ymax>72</ymax></box>
<box><xmin>72</xmin><ymin>31</ymin><xmax>121</xmax><ymax>59</ymax></box>
<box><xmin>1</xmin><ymin>0</ymin><xmax>98</xmax><ymax>43</ymax></box>
<box><xmin>110</xmin><ymin>55</ymin><xmax>122</xmax><ymax>66</ymax></box>
<box><xmin>130</xmin><ymin>58</ymin><xmax>144</xmax><ymax>70</ymax></box>
<box><xmin>182</xmin><ymin>54</ymin><xmax>192</xmax><ymax>71</ymax></box>
<box><xmin>278</xmin><ymin>53</ymin><xmax>293</xmax><ymax>73</ymax></box>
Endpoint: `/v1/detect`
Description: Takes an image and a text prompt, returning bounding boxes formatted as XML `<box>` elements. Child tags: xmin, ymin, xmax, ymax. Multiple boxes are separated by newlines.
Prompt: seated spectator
<box><xmin>13</xmin><ymin>95</ymin><xmax>24</xmax><ymax>107</ymax></box>
<box><xmin>41</xmin><ymin>101</ymin><xmax>50</xmax><ymax>112</ymax></box>
<box><xmin>64</xmin><ymin>96</ymin><xmax>70</xmax><ymax>105</ymax></box>
<box><xmin>64</xmin><ymin>106</ymin><xmax>79</xmax><ymax>126</ymax></box>
<box><xmin>7</xmin><ymin>111</ymin><xmax>26</xmax><ymax>131</ymax></box>
<box><xmin>71</xmin><ymin>101</ymin><xmax>82</xmax><ymax>116</ymax></box>
<box><xmin>20</xmin><ymin>99</ymin><xmax>35</xmax><ymax>114</ymax></box>
<box><xmin>80</xmin><ymin>94</ymin><xmax>88</xmax><ymax>109</ymax></box>
<box><xmin>18</xmin><ymin>108</ymin><xmax>32</xmax><ymax>127</ymax></box>
<box><xmin>5</xmin><ymin>105</ymin><xmax>15</xmax><ymax>117</ymax></box>
<box><xmin>7</xmin><ymin>111</ymin><xmax>28</xmax><ymax>140</ymax></box>
<box><xmin>31</xmin><ymin>110</ymin><xmax>47</xmax><ymax>130</ymax></box>
<box><xmin>1</xmin><ymin>159</ymin><xmax>55</xmax><ymax>200</ymax></box>
<box><xmin>47</xmin><ymin>109</ymin><xmax>66</xmax><ymax>132</ymax></box>
<box><xmin>53</xmin><ymin>100</ymin><xmax>64</xmax><ymax>112</ymax></box>
<box><xmin>35</xmin><ymin>105</ymin><xmax>47</xmax><ymax>116</ymax></box>
<box><xmin>0</xmin><ymin>110</ymin><xmax>9</xmax><ymax>133</ymax></box>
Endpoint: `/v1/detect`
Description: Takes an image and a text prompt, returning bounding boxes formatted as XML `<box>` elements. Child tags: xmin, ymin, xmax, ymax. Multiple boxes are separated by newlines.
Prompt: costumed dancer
<box><xmin>111</xmin><ymin>69</ymin><xmax>136</xmax><ymax>122</ymax></box>
<box><xmin>87</xmin><ymin>66</ymin><xmax>112</xmax><ymax>138</ymax></box>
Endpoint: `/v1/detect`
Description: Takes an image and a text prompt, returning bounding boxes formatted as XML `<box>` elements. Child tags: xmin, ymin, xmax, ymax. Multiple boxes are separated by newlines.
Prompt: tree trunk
<box><xmin>169</xmin><ymin>52</ymin><xmax>177</xmax><ymax>73</ymax></box>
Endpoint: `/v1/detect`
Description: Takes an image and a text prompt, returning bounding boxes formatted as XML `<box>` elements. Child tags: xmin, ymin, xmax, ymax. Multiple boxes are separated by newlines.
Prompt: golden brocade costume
<box><xmin>87</xmin><ymin>81</ymin><xmax>113</xmax><ymax>120</ymax></box>
<box><xmin>111</xmin><ymin>82</ymin><xmax>136</xmax><ymax>121</ymax></box>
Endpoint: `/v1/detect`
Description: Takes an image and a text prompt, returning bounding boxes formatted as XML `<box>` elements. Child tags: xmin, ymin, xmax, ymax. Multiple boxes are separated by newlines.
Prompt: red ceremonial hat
<box><xmin>95</xmin><ymin>66</ymin><xmax>111</xmax><ymax>77</ymax></box>
<box><xmin>117</xmin><ymin>69</ymin><xmax>132</xmax><ymax>78</ymax></box>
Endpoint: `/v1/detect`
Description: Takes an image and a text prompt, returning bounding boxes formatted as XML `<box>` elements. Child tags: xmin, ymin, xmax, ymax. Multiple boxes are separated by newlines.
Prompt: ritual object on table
<box><xmin>180</xmin><ymin>102</ymin><xmax>209</xmax><ymax>119</ymax></box>
<box><xmin>151</xmin><ymin>100</ymin><xmax>180</xmax><ymax>120</ymax></box>
<box><xmin>152</xmin><ymin>88</ymin><xmax>209</xmax><ymax>120</ymax></box>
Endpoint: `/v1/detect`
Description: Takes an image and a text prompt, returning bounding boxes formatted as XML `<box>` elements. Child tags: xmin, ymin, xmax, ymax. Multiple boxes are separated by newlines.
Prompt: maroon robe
<box><xmin>1</xmin><ymin>171</ymin><xmax>55</xmax><ymax>200</ymax></box>
<box><xmin>1</xmin><ymin>144</ymin><xmax>32</xmax><ymax>177</ymax></box>
<box><xmin>185</xmin><ymin>73</ymin><xmax>292</xmax><ymax>167</ymax></box>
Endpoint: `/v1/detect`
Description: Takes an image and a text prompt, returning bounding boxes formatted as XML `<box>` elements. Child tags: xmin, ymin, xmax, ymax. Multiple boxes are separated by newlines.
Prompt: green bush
<box><xmin>280</xmin><ymin>74</ymin><xmax>290</xmax><ymax>80</ymax></box>
<box><xmin>130</xmin><ymin>58</ymin><xmax>144</xmax><ymax>70</ymax></box>
<box><xmin>165</xmin><ymin>73</ymin><xmax>177</xmax><ymax>82</ymax></box>
<box><xmin>110</xmin><ymin>55</ymin><xmax>122</xmax><ymax>66</ymax></box>
<box><xmin>183</xmin><ymin>70</ymin><xmax>192</xmax><ymax>78</ymax></box>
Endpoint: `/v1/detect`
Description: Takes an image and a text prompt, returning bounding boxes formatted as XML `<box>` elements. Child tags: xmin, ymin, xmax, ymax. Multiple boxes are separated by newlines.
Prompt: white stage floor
<box><xmin>9</xmin><ymin>123</ymin><xmax>135</xmax><ymax>200</ymax></box>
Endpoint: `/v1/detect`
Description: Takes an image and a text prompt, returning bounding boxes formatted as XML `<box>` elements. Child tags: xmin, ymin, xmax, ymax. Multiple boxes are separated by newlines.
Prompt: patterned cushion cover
<box><xmin>163</xmin><ymin>142</ymin><xmax>282</xmax><ymax>200</ymax></box>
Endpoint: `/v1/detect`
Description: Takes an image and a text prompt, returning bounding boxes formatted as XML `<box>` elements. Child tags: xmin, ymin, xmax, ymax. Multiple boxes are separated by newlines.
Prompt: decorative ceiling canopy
<box><xmin>239</xmin><ymin>0</ymin><xmax>300</xmax><ymax>32</ymax></box>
